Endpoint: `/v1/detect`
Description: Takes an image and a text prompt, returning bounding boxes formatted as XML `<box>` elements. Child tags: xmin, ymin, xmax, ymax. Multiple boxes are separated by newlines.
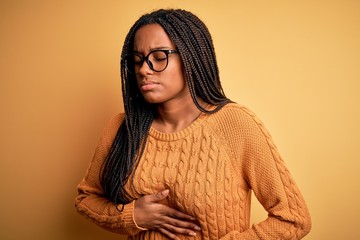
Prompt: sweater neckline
<box><xmin>148</xmin><ymin>111</ymin><xmax>208</xmax><ymax>141</ymax></box>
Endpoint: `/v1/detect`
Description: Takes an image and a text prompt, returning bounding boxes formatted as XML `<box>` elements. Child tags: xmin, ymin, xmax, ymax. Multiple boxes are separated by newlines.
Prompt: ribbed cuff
<box><xmin>118</xmin><ymin>200</ymin><xmax>148</xmax><ymax>232</ymax></box>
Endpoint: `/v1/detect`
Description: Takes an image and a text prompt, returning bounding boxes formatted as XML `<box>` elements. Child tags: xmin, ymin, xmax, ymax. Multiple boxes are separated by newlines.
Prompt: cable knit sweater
<box><xmin>75</xmin><ymin>103</ymin><xmax>311</xmax><ymax>239</ymax></box>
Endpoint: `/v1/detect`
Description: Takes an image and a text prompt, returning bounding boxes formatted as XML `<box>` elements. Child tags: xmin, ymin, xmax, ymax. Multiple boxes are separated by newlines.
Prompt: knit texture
<box><xmin>75</xmin><ymin>103</ymin><xmax>311</xmax><ymax>239</ymax></box>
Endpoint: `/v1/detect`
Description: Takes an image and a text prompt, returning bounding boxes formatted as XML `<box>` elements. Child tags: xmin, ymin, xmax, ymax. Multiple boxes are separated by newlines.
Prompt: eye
<box><xmin>133</xmin><ymin>55</ymin><xmax>143</xmax><ymax>64</ymax></box>
<box><xmin>150</xmin><ymin>51</ymin><xmax>167</xmax><ymax>62</ymax></box>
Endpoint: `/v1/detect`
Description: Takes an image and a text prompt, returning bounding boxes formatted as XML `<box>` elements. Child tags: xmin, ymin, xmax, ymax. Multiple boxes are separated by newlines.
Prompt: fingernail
<box><xmin>162</xmin><ymin>189</ymin><xmax>169</xmax><ymax>194</ymax></box>
<box><xmin>194</xmin><ymin>226</ymin><xmax>201</xmax><ymax>231</ymax></box>
<box><xmin>189</xmin><ymin>231</ymin><xmax>196</xmax><ymax>236</ymax></box>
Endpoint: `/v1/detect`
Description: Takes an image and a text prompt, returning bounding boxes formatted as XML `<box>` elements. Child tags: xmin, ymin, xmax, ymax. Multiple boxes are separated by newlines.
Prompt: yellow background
<box><xmin>1</xmin><ymin>1</ymin><xmax>359</xmax><ymax>239</ymax></box>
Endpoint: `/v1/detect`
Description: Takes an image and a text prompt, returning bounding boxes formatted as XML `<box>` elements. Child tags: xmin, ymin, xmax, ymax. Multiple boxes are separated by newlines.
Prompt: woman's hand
<box><xmin>134</xmin><ymin>189</ymin><xmax>201</xmax><ymax>240</ymax></box>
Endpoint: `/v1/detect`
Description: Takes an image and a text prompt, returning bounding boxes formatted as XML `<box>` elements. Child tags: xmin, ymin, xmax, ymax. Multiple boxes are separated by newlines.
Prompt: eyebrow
<box><xmin>133</xmin><ymin>46</ymin><xmax>172</xmax><ymax>54</ymax></box>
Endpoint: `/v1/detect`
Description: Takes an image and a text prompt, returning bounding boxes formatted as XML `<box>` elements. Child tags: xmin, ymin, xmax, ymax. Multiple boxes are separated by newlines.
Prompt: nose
<box><xmin>138</xmin><ymin>59</ymin><xmax>154</xmax><ymax>76</ymax></box>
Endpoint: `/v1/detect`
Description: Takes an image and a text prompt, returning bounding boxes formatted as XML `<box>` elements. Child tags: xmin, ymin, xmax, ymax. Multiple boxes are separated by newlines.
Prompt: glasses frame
<box><xmin>123</xmin><ymin>49</ymin><xmax>179</xmax><ymax>75</ymax></box>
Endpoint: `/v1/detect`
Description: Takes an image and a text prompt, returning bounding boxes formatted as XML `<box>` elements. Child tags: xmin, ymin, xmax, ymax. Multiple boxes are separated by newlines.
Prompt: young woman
<box><xmin>75</xmin><ymin>9</ymin><xmax>311</xmax><ymax>240</ymax></box>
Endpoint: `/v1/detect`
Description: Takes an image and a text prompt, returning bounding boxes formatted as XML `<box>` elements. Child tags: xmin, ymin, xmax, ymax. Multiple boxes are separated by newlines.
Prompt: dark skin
<box><xmin>135</xmin><ymin>190</ymin><xmax>200</xmax><ymax>239</ymax></box>
<box><xmin>132</xmin><ymin>24</ymin><xmax>203</xmax><ymax>239</ymax></box>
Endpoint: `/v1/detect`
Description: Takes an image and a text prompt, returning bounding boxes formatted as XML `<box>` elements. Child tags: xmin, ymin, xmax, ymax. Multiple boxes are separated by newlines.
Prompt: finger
<box><xmin>163</xmin><ymin>223</ymin><xmax>198</xmax><ymax>237</ymax></box>
<box><xmin>166</xmin><ymin>207</ymin><xmax>197</xmax><ymax>221</ymax></box>
<box><xmin>151</xmin><ymin>189</ymin><xmax>169</xmax><ymax>202</ymax></box>
<box><xmin>158</xmin><ymin>227</ymin><xmax>180</xmax><ymax>240</ymax></box>
<box><xmin>164</xmin><ymin>216</ymin><xmax>201</xmax><ymax>231</ymax></box>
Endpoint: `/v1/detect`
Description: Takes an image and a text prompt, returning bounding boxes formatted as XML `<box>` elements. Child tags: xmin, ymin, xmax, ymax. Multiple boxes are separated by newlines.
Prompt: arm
<box><xmin>75</xmin><ymin>114</ymin><xmax>201</xmax><ymax>238</ymax></box>
<box><xmin>75</xmin><ymin>114</ymin><xmax>145</xmax><ymax>236</ymax></box>
<box><xmin>220</xmin><ymin>106</ymin><xmax>311</xmax><ymax>239</ymax></box>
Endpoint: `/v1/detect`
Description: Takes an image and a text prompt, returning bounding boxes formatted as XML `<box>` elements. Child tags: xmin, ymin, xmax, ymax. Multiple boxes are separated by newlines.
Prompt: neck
<box><xmin>153</xmin><ymin>94</ymin><xmax>205</xmax><ymax>133</ymax></box>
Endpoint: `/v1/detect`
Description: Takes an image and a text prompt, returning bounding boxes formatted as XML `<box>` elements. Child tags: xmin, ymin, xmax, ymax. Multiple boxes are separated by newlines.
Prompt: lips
<box><xmin>139</xmin><ymin>81</ymin><xmax>159</xmax><ymax>91</ymax></box>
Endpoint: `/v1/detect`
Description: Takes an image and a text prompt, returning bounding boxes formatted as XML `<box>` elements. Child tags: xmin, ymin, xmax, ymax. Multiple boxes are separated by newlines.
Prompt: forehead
<box><xmin>133</xmin><ymin>23</ymin><xmax>175</xmax><ymax>52</ymax></box>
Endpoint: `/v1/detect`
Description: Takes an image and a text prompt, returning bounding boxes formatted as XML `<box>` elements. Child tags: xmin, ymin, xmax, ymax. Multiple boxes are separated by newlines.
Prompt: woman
<box><xmin>75</xmin><ymin>9</ymin><xmax>311</xmax><ymax>240</ymax></box>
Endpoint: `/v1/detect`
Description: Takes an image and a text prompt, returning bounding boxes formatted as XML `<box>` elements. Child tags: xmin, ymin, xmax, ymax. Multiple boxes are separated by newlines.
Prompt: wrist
<box><xmin>133</xmin><ymin>200</ymin><xmax>148</xmax><ymax>231</ymax></box>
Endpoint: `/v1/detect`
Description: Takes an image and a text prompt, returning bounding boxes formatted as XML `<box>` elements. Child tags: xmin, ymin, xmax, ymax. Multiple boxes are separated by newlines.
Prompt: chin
<box><xmin>142</xmin><ymin>95</ymin><xmax>162</xmax><ymax>104</ymax></box>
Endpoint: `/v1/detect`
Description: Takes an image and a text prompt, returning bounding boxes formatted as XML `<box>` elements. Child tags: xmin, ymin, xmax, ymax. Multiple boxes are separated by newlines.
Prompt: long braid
<box><xmin>165</xmin><ymin>11</ymin><xmax>230</xmax><ymax>111</ymax></box>
<box><xmin>101</xmin><ymin>9</ymin><xmax>232</xmax><ymax>205</ymax></box>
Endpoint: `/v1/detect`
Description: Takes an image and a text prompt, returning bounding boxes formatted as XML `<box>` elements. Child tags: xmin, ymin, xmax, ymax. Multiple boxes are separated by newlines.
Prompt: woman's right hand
<box><xmin>134</xmin><ymin>189</ymin><xmax>201</xmax><ymax>240</ymax></box>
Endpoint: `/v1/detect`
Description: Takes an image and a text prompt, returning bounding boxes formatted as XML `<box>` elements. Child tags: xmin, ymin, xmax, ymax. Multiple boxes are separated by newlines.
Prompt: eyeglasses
<box><xmin>122</xmin><ymin>49</ymin><xmax>179</xmax><ymax>75</ymax></box>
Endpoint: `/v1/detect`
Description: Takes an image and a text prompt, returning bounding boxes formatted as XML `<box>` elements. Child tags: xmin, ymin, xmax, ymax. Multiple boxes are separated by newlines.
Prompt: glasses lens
<box><xmin>124</xmin><ymin>54</ymin><xmax>142</xmax><ymax>75</ymax></box>
<box><xmin>148</xmin><ymin>51</ymin><xmax>168</xmax><ymax>72</ymax></box>
<box><xmin>124</xmin><ymin>50</ymin><xmax>169</xmax><ymax>74</ymax></box>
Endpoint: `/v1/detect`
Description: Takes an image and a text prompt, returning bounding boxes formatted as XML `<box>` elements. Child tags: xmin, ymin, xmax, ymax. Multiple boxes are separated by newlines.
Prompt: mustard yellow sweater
<box><xmin>75</xmin><ymin>103</ymin><xmax>311</xmax><ymax>239</ymax></box>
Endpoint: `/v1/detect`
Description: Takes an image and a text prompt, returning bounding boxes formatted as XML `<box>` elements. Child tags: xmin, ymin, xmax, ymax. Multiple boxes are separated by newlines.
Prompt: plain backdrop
<box><xmin>1</xmin><ymin>1</ymin><xmax>359</xmax><ymax>239</ymax></box>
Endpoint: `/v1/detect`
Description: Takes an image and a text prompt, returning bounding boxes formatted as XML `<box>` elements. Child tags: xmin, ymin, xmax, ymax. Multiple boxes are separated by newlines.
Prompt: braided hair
<box><xmin>101</xmin><ymin>9</ymin><xmax>231</xmax><ymax>205</ymax></box>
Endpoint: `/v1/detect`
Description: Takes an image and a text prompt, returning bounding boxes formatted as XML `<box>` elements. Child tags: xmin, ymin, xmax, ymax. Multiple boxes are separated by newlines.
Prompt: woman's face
<box><xmin>132</xmin><ymin>23</ymin><xmax>190</xmax><ymax>104</ymax></box>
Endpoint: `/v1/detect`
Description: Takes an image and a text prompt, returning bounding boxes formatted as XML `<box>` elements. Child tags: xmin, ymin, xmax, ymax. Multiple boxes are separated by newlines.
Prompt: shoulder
<box><xmin>103</xmin><ymin>112</ymin><xmax>125</xmax><ymax>131</ymax></box>
<box><xmin>107</xmin><ymin>113</ymin><xmax>125</xmax><ymax>128</ymax></box>
<box><xmin>99</xmin><ymin>113</ymin><xmax>125</xmax><ymax>145</ymax></box>
<box><xmin>205</xmin><ymin>102</ymin><xmax>273</xmax><ymax>146</ymax></box>
<box><xmin>209</xmin><ymin>102</ymin><xmax>263</xmax><ymax>128</ymax></box>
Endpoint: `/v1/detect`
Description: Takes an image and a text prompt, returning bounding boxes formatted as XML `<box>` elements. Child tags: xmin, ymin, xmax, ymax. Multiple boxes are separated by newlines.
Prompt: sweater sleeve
<box><xmin>74</xmin><ymin>113</ymin><xmax>146</xmax><ymax>236</ymax></box>
<box><xmin>219</xmin><ymin>105</ymin><xmax>311</xmax><ymax>239</ymax></box>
